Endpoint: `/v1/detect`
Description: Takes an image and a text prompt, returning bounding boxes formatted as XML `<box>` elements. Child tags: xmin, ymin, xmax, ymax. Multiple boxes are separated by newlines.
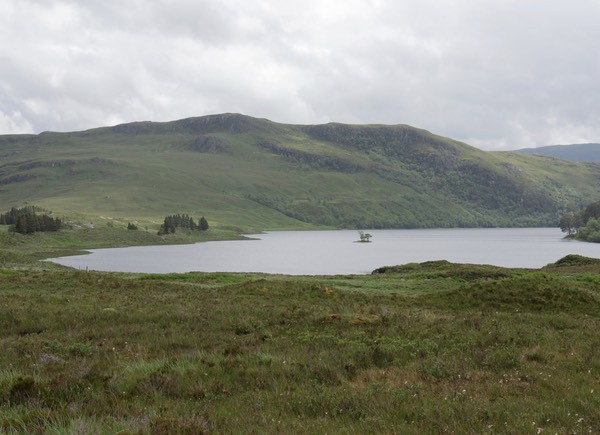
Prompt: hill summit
<box><xmin>0</xmin><ymin>114</ymin><xmax>598</xmax><ymax>229</ymax></box>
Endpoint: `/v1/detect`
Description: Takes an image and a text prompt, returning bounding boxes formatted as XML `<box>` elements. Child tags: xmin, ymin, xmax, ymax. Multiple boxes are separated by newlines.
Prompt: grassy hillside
<box><xmin>1</xmin><ymin>257</ymin><xmax>600</xmax><ymax>433</ymax></box>
<box><xmin>1</xmin><ymin>113</ymin><xmax>599</xmax><ymax>229</ymax></box>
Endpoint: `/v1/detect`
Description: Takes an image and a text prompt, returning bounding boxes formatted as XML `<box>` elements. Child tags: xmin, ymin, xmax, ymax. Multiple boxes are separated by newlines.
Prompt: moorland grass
<box><xmin>1</xmin><ymin>259</ymin><xmax>600</xmax><ymax>433</ymax></box>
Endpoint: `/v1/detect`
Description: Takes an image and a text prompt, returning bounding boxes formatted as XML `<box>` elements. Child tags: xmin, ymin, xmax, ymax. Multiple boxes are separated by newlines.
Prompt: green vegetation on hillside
<box><xmin>1</xmin><ymin>113</ymin><xmax>599</xmax><ymax>229</ymax></box>
<box><xmin>1</xmin><ymin>256</ymin><xmax>599</xmax><ymax>433</ymax></box>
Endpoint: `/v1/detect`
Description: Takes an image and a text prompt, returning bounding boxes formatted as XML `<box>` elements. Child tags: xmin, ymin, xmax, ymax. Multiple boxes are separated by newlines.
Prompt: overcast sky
<box><xmin>1</xmin><ymin>0</ymin><xmax>599</xmax><ymax>150</ymax></box>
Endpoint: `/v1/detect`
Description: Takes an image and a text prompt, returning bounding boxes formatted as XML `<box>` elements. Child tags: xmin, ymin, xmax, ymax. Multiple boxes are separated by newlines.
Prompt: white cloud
<box><xmin>0</xmin><ymin>0</ymin><xmax>599</xmax><ymax>149</ymax></box>
<box><xmin>0</xmin><ymin>111</ymin><xmax>34</xmax><ymax>134</ymax></box>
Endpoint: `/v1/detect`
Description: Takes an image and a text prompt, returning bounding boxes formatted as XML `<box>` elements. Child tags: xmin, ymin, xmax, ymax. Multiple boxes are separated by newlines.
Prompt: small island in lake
<box><xmin>356</xmin><ymin>230</ymin><xmax>372</xmax><ymax>243</ymax></box>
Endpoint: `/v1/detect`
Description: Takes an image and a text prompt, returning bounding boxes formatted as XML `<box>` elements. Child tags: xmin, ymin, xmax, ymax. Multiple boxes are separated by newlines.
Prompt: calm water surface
<box><xmin>47</xmin><ymin>228</ymin><xmax>600</xmax><ymax>275</ymax></box>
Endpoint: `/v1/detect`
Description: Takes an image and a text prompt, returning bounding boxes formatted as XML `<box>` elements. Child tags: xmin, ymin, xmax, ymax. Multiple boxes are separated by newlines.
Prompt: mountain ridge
<box><xmin>1</xmin><ymin>114</ymin><xmax>598</xmax><ymax>230</ymax></box>
<box><xmin>516</xmin><ymin>143</ymin><xmax>600</xmax><ymax>162</ymax></box>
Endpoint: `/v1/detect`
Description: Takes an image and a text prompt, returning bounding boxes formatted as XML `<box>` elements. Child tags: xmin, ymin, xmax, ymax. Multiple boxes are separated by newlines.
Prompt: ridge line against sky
<box><xmin>1</xmin><ymin>0</ymin><xmax>599</xmax><ymax>150</ymax></box>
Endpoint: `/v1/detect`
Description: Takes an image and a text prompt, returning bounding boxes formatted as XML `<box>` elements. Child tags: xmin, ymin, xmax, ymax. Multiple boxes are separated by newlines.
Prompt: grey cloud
<box><xmin>0</xmin><ymin>0</ymin><xmax>599</xmax><ymax>149</ymax></box>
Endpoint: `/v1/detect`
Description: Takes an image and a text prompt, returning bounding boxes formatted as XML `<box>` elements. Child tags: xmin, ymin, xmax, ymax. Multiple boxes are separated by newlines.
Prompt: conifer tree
<box><xmin>2</xmin><ymin>206</ymin><xmax>62</xmax><ymax>234</ymax></box>
<box><xmin>199</xmin><ymin>216</ymin><xmax>209</xmax><ymax>231</ymax></box>
<box><xmin>157</xmin><ymin>213</ymin><xmax>209</xmax><ymax>234</ymax></box>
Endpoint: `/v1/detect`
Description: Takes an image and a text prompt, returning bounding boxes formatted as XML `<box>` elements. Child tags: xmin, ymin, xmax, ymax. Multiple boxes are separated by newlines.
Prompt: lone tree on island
<box><xmin>358</xmin><ymin>230</ymin><xmax>372</xmax><ymax>243</ymax></box>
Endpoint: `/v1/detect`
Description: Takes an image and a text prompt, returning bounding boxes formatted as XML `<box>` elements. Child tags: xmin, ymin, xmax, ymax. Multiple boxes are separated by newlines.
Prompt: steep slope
<box><xmin>516</xmin><ymin>143</ymin><xmax>600</xmax><ymax>162</ymax></box>
<box><xmin>0</xmin><ymin>113</ymin><xmax>599</xmax><ymax>229</ymax></box>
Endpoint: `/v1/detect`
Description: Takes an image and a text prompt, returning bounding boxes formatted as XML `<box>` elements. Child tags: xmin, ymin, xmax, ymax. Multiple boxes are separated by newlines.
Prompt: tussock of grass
<box><xmin>425</xmin><ymin>272</ymin><xmax>600</xmax><ymax>315</ymax></box>
<box><xmin>373</xmin><ymin>260</ymin><xmax>515</xmax><ymax>281</ymax></box>
<box><xmin>552</xmin><ymin>254</ymin><xmax>600</xmax><ymax>266</ymax></box>
<box><xmin>543</xmin><ymin>254</ymin><xmax>600</xmax><ymax>274</ymax></box>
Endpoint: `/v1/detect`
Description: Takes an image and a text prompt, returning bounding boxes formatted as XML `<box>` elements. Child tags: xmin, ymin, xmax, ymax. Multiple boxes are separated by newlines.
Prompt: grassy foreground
<box><xmin>1</xmin><ymin>257</ymin><xmax>600</xmax><ymax>433</ymax></box>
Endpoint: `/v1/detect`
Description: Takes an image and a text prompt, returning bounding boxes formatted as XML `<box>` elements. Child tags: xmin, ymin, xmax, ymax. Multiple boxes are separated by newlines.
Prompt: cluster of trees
<box><xmin>158</xmin><ymin>213</ymin><xmax>208</xmax><ymax>235</ymax></box>
<box><xmin>559</xmin><ymin>201</ymin><xmax>600</xmax><ymax>242</ymax></box>
<box><xmin>576</xmin><ymin>219</ymin><xmax>600</xmax><ymax>243</ymax></box>
<box><xmin>0</xmin><ymin>206</ymin><xmax>63</xmax><ymax>234</ymax></box>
